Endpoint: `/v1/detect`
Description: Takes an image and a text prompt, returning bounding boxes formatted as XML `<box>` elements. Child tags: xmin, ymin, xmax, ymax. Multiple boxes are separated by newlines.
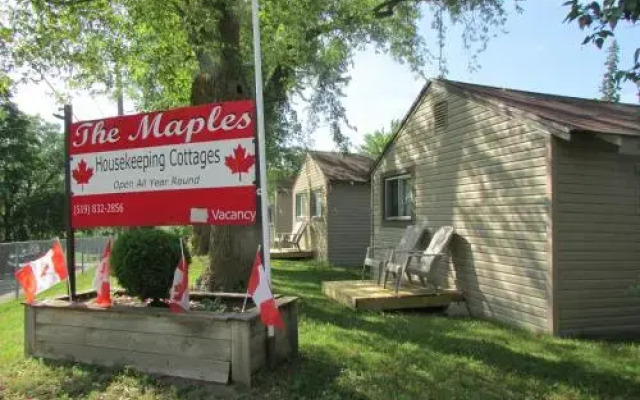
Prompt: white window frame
<box><xmin>295</xmin><ymin>192</ymin><xmax>308</xmax><ymax>219</ymax></box>
<box><xmin>384</xmin><ymin>174</ymin><xmax>412</xmax><ymax>221</ymax></box>
<box><xmin>311</xmin><ymin>190</ymin><xmax>324</xmax><ymax>218</ymax></box>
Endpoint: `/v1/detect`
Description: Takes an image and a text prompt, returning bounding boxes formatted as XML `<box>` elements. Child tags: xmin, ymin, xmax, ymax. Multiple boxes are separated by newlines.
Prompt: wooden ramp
<box><xmin>322</xmin><ymin>280</ymin><xmax>463</xmax><ymax>311</ymax></box>
<box><xmin>270</xmin><ymin>248</ymin><xmax>314</xmax><ymax>260</ymax></box>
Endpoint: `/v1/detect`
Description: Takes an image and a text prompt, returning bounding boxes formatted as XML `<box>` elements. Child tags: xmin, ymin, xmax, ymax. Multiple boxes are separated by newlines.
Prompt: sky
<box><xmin>12</xmin><ymin>0</ymin><xmax>639</xmax><ymax>152</ymax></box>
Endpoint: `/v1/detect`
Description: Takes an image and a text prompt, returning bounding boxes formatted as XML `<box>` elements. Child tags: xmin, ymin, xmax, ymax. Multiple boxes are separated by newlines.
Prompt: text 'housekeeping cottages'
<box><xmin>292</xmin><ymin>151</ymin><xmax>373</xmax><ymax>267</ymax></box>
<box><xmin>371</xmin><ymin>79</ymin><xmax>640</xmax><ymax>337</ymax></box>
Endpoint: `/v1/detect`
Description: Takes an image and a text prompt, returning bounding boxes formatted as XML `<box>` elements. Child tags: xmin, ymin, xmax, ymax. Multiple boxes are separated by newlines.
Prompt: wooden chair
<box><xmin>383</xmin><ymin>226</ymin><xmax>455</xmax><ymax>294</ymax></box>
<box><xmin>361</xmin><ymin>224</ymin><xmax>427</xmax><ymax>283</ymax></box>
<box><xmin>274</xmin><ymin>219</ymin><xmax>308</xmax><ymax>250</ymax></box>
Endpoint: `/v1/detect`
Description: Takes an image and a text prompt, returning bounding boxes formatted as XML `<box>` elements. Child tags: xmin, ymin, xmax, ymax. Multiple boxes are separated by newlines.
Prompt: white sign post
<box><xmin>250</xmin><ymin>0</ymin><xmax>276</xmax><ymax>344</ymax></box>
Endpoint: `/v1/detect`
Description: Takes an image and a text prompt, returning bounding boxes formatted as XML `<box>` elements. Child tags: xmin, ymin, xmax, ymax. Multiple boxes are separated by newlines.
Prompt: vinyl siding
<box><xmin>372</xmin><ymin>84</ymin><xmax>551</xmax><ymax>332</ymax></box>
<box><xmin>327</xmin><ymin>183</ymin><xmax>371</xmax><ymax>266</ymax></box>
<box><xmin>292</xmin><ymin>156</ymin><xmax>328</xmax><ymax>260</ymax></box>
<box><xmin>553</xmin><ymin>135</ymin><xmax>640</xmax><ymax>336</ymax></box>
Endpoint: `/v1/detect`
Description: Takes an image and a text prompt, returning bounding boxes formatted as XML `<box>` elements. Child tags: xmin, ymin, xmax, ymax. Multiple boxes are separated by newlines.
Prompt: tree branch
<box><xmin>44</xmin><ymin>0</ymin><xmax>96</xmax><ymax>6</ymax></box>
<box><xmin>374</xmin><ymin>0</ymin><xmax>420</xmax><ymax>18</ymax></box>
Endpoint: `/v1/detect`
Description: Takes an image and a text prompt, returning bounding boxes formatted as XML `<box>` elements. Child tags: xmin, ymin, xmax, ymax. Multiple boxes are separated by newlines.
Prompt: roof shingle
<box><xmin>308</xmin><ymin>151</ymin><xmax>373</xmax><ymax>183</ymax></box>
<box><xmin>443</xmin><ymin>79</ymin><xmax>640</xmax><ymax>137</ymax></box>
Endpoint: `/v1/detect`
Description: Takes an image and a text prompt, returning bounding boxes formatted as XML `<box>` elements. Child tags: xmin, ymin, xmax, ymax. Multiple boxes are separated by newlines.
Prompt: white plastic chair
<box><xmin>383</xmin><ymin>226</ymin><xmax>455</xmax><ymax>294</ymax></box>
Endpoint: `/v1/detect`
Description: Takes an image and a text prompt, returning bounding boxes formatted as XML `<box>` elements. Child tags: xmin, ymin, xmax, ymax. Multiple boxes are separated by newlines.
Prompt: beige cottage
<box><xmin>371</xmin><ymin>79</ymin><xmax>640</xmax><ymax>337</ymax></box>
<box><xmin>292</xmin><ymin>151</ymin><xmax>373</xmax><ymax>266</ymax></box>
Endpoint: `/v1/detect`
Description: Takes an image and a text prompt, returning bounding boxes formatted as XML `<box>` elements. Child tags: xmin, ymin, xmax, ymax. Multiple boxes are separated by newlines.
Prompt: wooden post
<box><xmin>286</xmin><ymin>299</ymin><xmax>299</xmax><ymax>359</ymax></box>
<box><xmin>24</xmin><ymin>305</ymin><xmax>36</xmax><ymax>356</ymax></box>
<box><xmin>230</xmin><ymin>320</ymin><xmax>252</xmax><ymax>386</ymax></box>
<box><xmin>63</xmin><ymin>104</ymin><xmax>76</xmax><ymax>300</ymax></box>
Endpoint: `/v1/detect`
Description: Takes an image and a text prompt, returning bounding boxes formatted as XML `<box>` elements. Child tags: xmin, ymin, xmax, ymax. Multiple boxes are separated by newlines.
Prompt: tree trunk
<box><xmin>191</xmin><ymin>1</ymin><xmax>261</xmax><ymax>291</ymax></box>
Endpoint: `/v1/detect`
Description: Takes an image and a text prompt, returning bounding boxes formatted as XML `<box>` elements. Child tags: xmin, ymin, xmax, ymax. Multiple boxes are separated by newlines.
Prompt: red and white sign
<box><xmin>69</xmin><ymin>101</ymin><xmax>257</xmax><ymax>228</ymax></box>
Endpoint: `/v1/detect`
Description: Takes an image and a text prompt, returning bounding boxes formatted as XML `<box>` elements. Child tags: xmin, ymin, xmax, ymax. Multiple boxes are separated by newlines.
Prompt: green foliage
<box><xmin>5</xmin><ymin>0</ymin><xmax>521</xmax><ymax>158</ymax></box>
<box><xmin>600</xmin><ymin>39</ymin><xmax>622</xmax><ymax>102</ymax></box>
<box><xmin>267</xmin><ymin>146</ymin><xmax>306</xmax><ymax>196</ymax></box>
<box><xmin>0</xmin><ymin>74</ymin><xmax>11</xmax><ymax>99</ymax></box>
<box><xmin>358</xmin><ymin>119</ymin><xmax>398</xmax><ymax>157</ymax></box>
<box><xmin>200</xmin><ymin>297</ymin><xmax>225</xmax><ymax>312</ymax></box>
<box><xmin>0</xmin><ymin>99</ymin><xmax>64</xmax><ymax>242</ymax></box>
<box><xmin>110</xmin><ymin>228</ymin><xmax>191</xmax><ymax>302</ymax></box>
<box><xmin>564</xmin><ymin>0</ymin><xmax>639</xmax><ymax>91</ymax></box>
<box><xmin>165</xmin><ymin>225</ymin><xmax>194</xmax><ymax>240</ymax></box>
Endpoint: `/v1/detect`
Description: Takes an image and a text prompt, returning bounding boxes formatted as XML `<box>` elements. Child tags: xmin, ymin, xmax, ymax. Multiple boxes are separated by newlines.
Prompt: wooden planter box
<box><xmin>24</xmin><ymin>294</ymin><xmax>298</xmax><ymax>386</ymax></box>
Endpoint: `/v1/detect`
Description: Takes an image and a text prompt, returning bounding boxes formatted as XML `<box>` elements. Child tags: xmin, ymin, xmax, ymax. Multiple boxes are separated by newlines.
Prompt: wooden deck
<box><xmin>322</xmin><ymin>280</ymin><xmax>464</xmax><ymax>311</ymax></box>
<box><xmin>270</xmin><ymin>248</ymin><xmax>314</xmax><ymax>260</ymax></box>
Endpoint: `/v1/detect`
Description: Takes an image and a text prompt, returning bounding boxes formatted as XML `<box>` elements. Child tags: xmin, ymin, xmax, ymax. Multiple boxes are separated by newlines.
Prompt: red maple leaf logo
<box><xmin>40</xmin><ymin>262</ymin><xmax>50</xmax><ymax>278</ymax></box>
<box><xmin>172</xmin><ymin>279</ymin><xmax>187</xmax><ymax>302</ymax></box>
<box><xmin>225</xmin><ymin>144</ymin><xmax>255</xmax><ymax>181</ymax></box>
<box><xmin>72</xmin><ymin>159</ymin><xmax>94</xmax><ymax>190</ymax></box>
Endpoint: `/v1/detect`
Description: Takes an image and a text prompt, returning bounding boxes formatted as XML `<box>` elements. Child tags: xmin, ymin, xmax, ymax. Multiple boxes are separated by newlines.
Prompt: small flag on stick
<box><xmin>93</xmin><ymin>239</ymin><xmax>112</xmax><ymax>307</ymax></box>
<box><xmin>247</xmin><ymin>247</ymin><xmax>284</xmax><ymax>329</ymax></box>
<box><xmin>169</xmin><ymin>239</ymin><xmax>189</xmax><ymax>313</ymax></box>
<box><xmin>14</xmin><ymin>239</ymin><xmax>68</xmax><ymax>303</ymax></box>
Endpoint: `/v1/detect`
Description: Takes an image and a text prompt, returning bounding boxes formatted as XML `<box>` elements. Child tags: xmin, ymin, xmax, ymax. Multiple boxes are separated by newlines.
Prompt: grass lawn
<box><xmin>0</xmin><ymin>258</ymin><xmax>639</xmax><ymax>399</ymax></box>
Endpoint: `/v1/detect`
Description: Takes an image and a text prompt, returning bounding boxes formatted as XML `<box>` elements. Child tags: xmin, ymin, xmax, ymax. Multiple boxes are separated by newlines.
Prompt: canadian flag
<box><xmin>14</xmin><ymin>240</ymin><xmax>68</xmax><ymax>303</ymax></box>
<box><xmin>93</xmin><ymin>239</ymin><xmax>112</xmax><ymax>307</ymax></box>
<box><xmin>248</xmin><ymin>249</ymin><xmax>284</xmax><ymax>329</ymax></box>
<box><xmin>169</xmin><ymin>241</ymin><xmax>189</xmax><ymax>312</ymax></box>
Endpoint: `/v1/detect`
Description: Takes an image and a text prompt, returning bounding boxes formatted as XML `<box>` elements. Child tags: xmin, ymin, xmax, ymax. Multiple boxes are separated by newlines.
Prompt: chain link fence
<box><xmin>0</xmin><ymin>236</ymin><xmax>111</xmax><ymax>301</ymax></box>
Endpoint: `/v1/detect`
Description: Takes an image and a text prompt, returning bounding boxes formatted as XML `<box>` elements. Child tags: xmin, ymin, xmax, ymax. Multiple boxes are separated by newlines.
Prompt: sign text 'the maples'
<box><xmin>69</xmin><ymin>101</ymin><xmax>257</xmax><ymax>228</ymax></box>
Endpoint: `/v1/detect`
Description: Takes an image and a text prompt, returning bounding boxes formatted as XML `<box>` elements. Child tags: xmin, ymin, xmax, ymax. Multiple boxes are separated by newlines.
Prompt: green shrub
<box><xmin>111</xmin><ymin>228</ymin><xmax>191</xmax><ymax>303</ymax></box>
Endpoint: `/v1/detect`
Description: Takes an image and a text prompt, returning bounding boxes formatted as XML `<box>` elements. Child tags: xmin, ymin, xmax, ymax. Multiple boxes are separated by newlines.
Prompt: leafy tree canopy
<box><xmin>359</xmin><ymin>119</ymin><xmax>399</xmax><ymax>158</ymax></box>
<box><xmin>5</xmin><ymin>0</ymin><xmax>521</xmax><ymax>160</ymax></box>
<box><xmin>0</xmin><ymin>99</ymin><xmax>65</xmax><ymax>242</ymax></box>
<box><xmin>564</xmin><ymin>0</ymin><xmax>639</xmax><ymax>89</ymax></box>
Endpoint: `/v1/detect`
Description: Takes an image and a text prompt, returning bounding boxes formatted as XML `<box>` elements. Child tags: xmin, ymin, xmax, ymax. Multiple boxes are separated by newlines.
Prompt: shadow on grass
<box><xmin>14</xmin><ymin>359</ymin><xmax>117</xmax><ymax>399</ymax></box>
<box><xmin>275</xmin><ymin>261</ymin><xmax>640</xmax><ymax>399</ymax></box>
<box><xmin>28</xmin><ymin>359</ymin><xmax>241</xmax><ymax>400</ymax></box>
<box><xmin>251</xmin><ymin>351</ymin><xmax>368</xmax><ymax>399</ymax></box>
<box><xmin>28</xmin><ymin>354</ymin><xmax>360</xmax><ymax>400</ymax></box>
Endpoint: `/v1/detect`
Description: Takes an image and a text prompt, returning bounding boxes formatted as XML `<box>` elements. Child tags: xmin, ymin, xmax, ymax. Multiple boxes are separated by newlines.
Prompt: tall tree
<box><xmin>600</xmin><ymin>39</ymin><xmax>621</xmax><ymax>102</ymax></box>
<box><xmin>359</xmin><ymin>119</ymin><xmax>399</xmax><ymax>158</ymax></box>
<box><xmin>0</xmin><ymin>100</ymin><xmax>33</xmax><ymax>242</ymax></box>
<box><xmin>0</xmin><ymin>100</ymin><xmax>64</xmax><ymax>242</ymax></box>
<box><xmin>6</xmin><ymin>0</ymin><xmax>521</xmax><ymax>289</ymax></box>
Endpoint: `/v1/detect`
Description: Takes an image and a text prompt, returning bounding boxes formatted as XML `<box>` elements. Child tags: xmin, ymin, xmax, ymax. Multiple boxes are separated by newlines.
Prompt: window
<box><xmin>384</xmin><ymin>174</ymin><xmax>412</xmax><ymax>220</ymax></box>
<box><xmin>311</xmin><ymin>190</ymin><xmax>324</xmax><ymax>217</ymax></box>
<box><xmin>295</xmin><ymin>192</ymin><xmax>308</xmax><ymax>219</ymax></box>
